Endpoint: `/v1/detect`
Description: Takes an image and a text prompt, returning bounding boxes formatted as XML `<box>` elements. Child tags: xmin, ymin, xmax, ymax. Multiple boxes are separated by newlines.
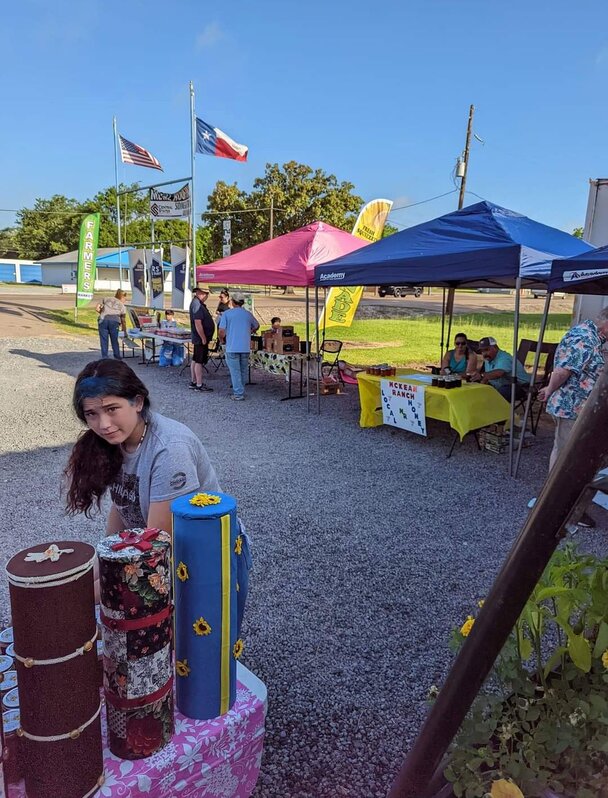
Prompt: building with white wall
<box><xmin>40</xmin><ymin>248</ymin><xmax>172</xmax><ymax>291</ymax></box>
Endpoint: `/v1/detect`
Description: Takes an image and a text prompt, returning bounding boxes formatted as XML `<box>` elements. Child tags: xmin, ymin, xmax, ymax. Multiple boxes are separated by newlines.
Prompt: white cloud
<box><xmin>196</xmin><ymin>22</ymin><xmax>223</xmax><ymax>50</ymax></box>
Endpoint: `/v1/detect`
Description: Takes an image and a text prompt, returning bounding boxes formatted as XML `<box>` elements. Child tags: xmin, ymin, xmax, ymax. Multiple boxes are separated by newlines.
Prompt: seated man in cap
<box><xmin>470</xmin><ymin>336</ymin><xmax>529</xmax><ymax>401</ymax></box>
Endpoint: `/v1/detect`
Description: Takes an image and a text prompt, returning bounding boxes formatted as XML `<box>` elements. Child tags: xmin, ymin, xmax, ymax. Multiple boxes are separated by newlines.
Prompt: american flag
<box><xmin>119</xmin><ymin>134</ymin><xmax>163</xmax><ymax>171</ymax></box>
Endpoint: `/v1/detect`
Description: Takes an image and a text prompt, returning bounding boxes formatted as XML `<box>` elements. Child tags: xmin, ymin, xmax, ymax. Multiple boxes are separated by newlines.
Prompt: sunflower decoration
<box><xmin>176</xmin><ymin>659</ymin><xmax>191</xmax><ymax>677</ymax></box>
<box><xmin>233</xmin><ymin>639</ymin><xmax>244</xmax><ymax>660</ymax></box>
<box><xmin>176</xmin><ymin>562</ymin><xmax>189</xmax><ymax>582</ymax></box>
<box><xmin>189</xmin><ymin>493</ymin><xmax>221</xmax><ymax>507</ymax></box>
<box><xmin>193</xmin><ymin>616</ymin><xmax>212</xmax><ymax>636</ymax></box>
<box><xmin>234</xmin><ymin>536</ymin><xmax>243</xmax><ymax>555</ymax></box>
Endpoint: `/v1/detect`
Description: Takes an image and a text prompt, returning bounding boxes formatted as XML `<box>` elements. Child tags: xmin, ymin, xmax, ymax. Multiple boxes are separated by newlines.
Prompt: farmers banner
<box><xmin>318</xmin><ymin>198</ymin><xmax>393</xmax><ymax>330</ymax></box>
<box><xmin>171</xmin><ymin>245</ymin><xmax>191</xmax><ymax>310</ymax></box>
<box><xmin>75</xmin><ymin>213</ymin><xmax>100</xmax><ymax>308</ymax></box>
<box><xmin>149</xmin><ymin>250</ymin><xmax>165</xmax><ymax>309</ymax></box>
<box><xmin>128</xmin><ymin>249</ymin><xmax>149</xmax><ymax>307</ymax></box>
<box><xmin>149</xmin><ymin>183</ymin><xmax>191</xmax><ymax>219</ymax></box>
<box><xmin>380</xmin><ymin>378</ymin><xmax>427</xmax><ymax>436</ymax></box>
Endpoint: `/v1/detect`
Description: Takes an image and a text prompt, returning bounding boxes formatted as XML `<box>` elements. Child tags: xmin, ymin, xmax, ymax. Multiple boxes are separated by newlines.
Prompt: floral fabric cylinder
<box><xmin>171</xmin><ymin>492</ymin><xmax>239</xmax><ymax>720</ymax></box>
<box><xmin>5</xmin><ymin>542</ymin><xmax>103</xmax><ymax>798</ymax></box>
<box><xmin>97</xmin><ymin>529</ymin><xmax>174</xmax><ymax>760</ymax></box>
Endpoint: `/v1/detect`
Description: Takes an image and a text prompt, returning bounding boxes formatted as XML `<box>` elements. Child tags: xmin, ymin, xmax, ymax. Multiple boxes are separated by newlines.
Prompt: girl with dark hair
<box><xmin>441</xmin><ymin>332</ymin><xmax>478</xmax><ymax>376</ymax></box>
<box><xmin>65</xmin><ymin>359</ymin><xmax>219</xmax><ymax>535</ymax></box>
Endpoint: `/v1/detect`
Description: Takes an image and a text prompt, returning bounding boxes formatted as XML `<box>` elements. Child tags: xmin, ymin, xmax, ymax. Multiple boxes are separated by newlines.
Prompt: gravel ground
<box><xmin>1</xmin><ymin>336</ymin><xmax>606</xmax><ymax>798</ymax></box>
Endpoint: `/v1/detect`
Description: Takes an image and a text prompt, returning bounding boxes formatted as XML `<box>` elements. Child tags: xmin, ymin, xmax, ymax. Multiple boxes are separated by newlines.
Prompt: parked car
<box><xmin>530</xmin><ymin>288</ymin><xmax>566</xmax><ymax>299</ymax></box>
<box><xmin>378</xmin><ymin>285</ymin><xmax>423</xmax><ymax>298</ymax></box>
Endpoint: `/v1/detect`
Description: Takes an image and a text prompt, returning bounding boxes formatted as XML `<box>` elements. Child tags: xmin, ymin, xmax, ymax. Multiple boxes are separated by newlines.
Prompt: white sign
<box><xmin>149</xmin><ymin>183</ymin><xmax>191</xmax><ymax>219</ymax></box>
<box><xmin>171</xmin><ymin>245</ymin><xmax>191</xmax><ymax>310</ymax></box>
<box><xmin>381</xmin><ymin>379</ymin><xmax>427</xmax><ymax>436</ymax></box>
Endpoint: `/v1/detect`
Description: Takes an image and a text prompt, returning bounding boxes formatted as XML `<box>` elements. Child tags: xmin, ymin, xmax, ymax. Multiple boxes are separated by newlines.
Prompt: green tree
<box><xmin>0</xmin><ymin>227</ymin><xmax>19</xmax><ymax>257</ymax></box>
<box><xmin>203</xmin><ymin>161</ymin><xmax>364</xmax><ymax>262</ymax></box>
<box><xmin>16</xmin><ymin>195</ymin><xmax>84</xmax><ymax>259</ymax></box>
<box><xmin>572</xmin><ymin>227</ymin><xmax>584</xmax><ymax>239</ymax></box>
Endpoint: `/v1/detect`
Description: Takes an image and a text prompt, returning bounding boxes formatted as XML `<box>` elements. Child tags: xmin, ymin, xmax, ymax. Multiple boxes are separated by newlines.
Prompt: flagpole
<box><xmin>113</xmin><ymin>116</ymin><xmax>124</xmax><ymax>291</ymax></box>
<box><xmin>189</xmin><ymin>80</ymin><xmax>197</xmax><ymax>290</ymax></box>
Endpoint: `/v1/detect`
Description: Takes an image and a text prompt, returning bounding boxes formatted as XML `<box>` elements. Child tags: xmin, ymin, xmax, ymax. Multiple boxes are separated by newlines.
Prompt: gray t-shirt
<box><xmin>110</xmin><ymin>411</ymin><xmax>220</xmax><ymax>528</ymax></box>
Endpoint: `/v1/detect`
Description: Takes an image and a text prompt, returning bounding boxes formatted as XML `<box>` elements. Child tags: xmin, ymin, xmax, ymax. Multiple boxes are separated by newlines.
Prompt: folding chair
<box><xmin>320</xmin><ymin>339</ymin><xmax>344</xmax><ymax>383</ymax></box>
<box><xmin>207</xmin><ymin>338</ymin><xmax>225</xmax><ymax>371</ymax></box>
<box><xmin>516</xmin><ymin>339</ymin><xmax>558</xmax><ymax>433</ymax></box>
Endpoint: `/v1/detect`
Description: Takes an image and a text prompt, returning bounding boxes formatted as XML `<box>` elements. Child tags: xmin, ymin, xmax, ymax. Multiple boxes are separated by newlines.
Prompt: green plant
<box><xmin>441</xmin><ymin>544</ymin><xmax>608</xmax><ymax>798</ymax></box>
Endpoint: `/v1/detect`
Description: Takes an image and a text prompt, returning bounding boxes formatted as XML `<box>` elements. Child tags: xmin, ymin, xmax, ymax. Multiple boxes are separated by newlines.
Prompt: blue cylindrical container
<box><xmin>171</xmin><ymin>491</ymin><xmax>239</xmax><ymax>720</ymax></box>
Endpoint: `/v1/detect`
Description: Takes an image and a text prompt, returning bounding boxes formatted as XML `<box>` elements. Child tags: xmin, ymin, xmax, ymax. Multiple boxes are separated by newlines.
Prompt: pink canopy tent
<box><xmin>196</xmin><ymin>221</ymin><xmax>368</xmax><ymax>287</ymax></box>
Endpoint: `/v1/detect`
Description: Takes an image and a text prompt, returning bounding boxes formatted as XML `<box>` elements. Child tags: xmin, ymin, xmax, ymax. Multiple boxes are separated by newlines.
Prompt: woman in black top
<box><xmin>216</xmin><ymin>288</ymin><xmax>230</xmax><ymax>318</ymax></box>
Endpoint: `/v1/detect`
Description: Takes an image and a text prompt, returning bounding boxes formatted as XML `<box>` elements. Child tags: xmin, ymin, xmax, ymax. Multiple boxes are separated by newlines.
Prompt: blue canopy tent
<box><xmin>547</xmin><ymin>244</ymin><xmax>608</xmax><ymax>295</ymax></box>
<box><xmin>514</xmin><ymin>244</ymin><xmax>608</xmax><ymax>477</ymax></box>
<box><xmin>314</xmin><ymin>201</ymin><xmax>591</xmax><ymax>289</ymax></box>
<box><xmin>313</xmin><ymin>201</ymin><xmax>591</xmax><ymax>474</ymax></box>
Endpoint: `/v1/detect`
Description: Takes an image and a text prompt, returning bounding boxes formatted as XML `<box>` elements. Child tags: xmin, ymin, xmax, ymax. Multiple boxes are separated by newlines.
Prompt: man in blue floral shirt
<box><xmin>537</xmin><ymin>309</ymin><xmax>608</xmax><ymax>525</ymax></box>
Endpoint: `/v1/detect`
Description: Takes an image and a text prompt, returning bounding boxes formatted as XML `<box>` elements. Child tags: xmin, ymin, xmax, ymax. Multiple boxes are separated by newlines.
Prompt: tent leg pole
<box><xmin>315</xmin><ymin>287</ymin><xmax>321</xmax><ymax>415</ymax></box>
<box><xmin>446</xmin><ymin>287</ymin><xmax>455</xmax><ymax>352</ymax></box>
<box><xmin>306</xmin><ymin>286</ymin><xmax>310</xmax><ymax>413</ymax></box>
<box><xmin>508</xmin><ymin>277</ymin><xmax>522</xmax><ymax>477</ymax></box>
<box><xmin>513</xmin><ymin>292</ymin><xmax>552</xmax><ymax>478</ymax></box>
<box><xmin>440</xmin><ymin>288</ymin><xmax>446</xmax><ymax>363</ymax></box>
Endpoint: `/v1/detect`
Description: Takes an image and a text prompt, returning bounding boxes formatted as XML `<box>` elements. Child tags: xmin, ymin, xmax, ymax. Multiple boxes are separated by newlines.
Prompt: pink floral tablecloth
<box><xmin>8</xmin><ymin>664</ymin><xmax>267</xmax><ymax>798</ymax></box>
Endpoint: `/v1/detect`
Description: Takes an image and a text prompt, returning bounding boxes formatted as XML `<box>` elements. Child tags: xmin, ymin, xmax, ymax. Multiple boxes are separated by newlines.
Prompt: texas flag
<box><xmin>195</xmin><ymin>117</ymin><xmax>248</xmax><ymax>162</ymax></box>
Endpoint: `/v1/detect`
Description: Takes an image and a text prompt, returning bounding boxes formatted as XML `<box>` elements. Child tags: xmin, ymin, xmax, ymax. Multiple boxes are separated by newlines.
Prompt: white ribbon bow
<box><xmin>25</xmin><ymin>544</ymin><xmax>75</xmax><ymax>563</ymax></box>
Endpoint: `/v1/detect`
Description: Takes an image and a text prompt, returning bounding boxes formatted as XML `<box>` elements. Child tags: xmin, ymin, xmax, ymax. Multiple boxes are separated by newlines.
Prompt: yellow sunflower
<box><xmin>234</xmin><ymin>536</ymin><xmax>243</xmax><ymax>555</ymax></box>
<box><xmin>460</xmin><ymin>615</ymin><xmax>475</xmax><ymax>637</ymax></box>
<box><xmin>176</xmin><ymin>562</ymin><xmax>189</xmax><ymax>582</ymax></box>
<box><xmin>233</xmin><ymin>639</ymin><xmax>244</xmax><ymax>659</ymax></box>
<box><xmin>176</xmin><ymin>659</ymin><xmax>191</xmax><ymax>677</ymax></box>
<box><xmin>193</xmin><ymin>616</ymin><xmax>212</xmax><ymax>636</ymax></box>
<box><xmin>602</xmin><ymin>649</ymin><xmax>608</xmax><ymax>669</ymax></box>
<box><xmin>189</xmin><ymin>493</ymin><xmax>221</xmax><ymax>507</ymax></box>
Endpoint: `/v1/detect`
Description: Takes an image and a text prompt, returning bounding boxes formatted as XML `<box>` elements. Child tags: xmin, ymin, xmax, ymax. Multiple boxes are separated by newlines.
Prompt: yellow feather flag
<box><xmin>318</xmin><ymin>199</ymin><xmax>393</xmax><ymax>329</ymax></box>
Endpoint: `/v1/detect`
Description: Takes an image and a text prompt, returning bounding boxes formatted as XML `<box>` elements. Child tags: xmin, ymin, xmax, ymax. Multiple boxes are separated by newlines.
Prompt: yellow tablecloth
<box><xmin>357</xmin><ymin>372</ymin><xmax>510</xmax><ymax>440</ymax></box>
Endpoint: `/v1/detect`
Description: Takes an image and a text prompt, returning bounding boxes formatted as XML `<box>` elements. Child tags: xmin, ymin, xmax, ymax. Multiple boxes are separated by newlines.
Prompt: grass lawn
<box><xmin>49</xmin><ymin>308</ymin><xmax>571</xmax><ymax>368</ymax></box>
<box><xmin>293</xmin><ymin>312</ymin><xmax>571</xmax><ymax>367</ymax></box>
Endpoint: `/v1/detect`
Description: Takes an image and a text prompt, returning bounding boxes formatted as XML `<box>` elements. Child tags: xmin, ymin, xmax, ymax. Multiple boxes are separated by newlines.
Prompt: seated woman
<box><xmin>441</xmin><ymin>332</ymin><xmax>477</xmax><ymax>375</ymax></box>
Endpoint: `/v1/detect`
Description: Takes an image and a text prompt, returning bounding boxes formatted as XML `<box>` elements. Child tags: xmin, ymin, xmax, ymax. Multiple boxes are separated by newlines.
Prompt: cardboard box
<box><xmin>272</xmin><ymin>335</ymin><xmax>300</xmax><ymax>354</ymax></box>
<box><xmin>263</xmin><ymin>331</ymin><xmax>275</xmax><ymax>351</ymax></box>
<box><xmin>276</xmin><ymin>326</ymin><xmax>295</xmax><ymax>338</ymax></box>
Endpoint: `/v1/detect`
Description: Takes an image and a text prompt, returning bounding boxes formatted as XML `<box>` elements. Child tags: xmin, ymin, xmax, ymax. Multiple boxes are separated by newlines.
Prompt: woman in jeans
<box><xmin>96</xmin><ymin>289</ymin><xmax>128</xmax><ymax>359</ymax></box>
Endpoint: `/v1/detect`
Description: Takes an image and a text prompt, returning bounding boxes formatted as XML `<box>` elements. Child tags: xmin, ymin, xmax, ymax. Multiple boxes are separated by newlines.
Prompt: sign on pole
<box><xmin>171</xmin><ymin>245</ymin><xmax>191</xmax><ymax>310</ymax></box>
<box><xmin>149</xmin><ymin>250</ymin><xmax>165</xmax><ymax>309</ymax></box>
<box><xmin>128</xmin><ymin>249</ymin><xmax>148</xmax><ymax>307</ymax></box>
<box><xmin>381</xmin><ymin>379</ymin><xmax>427</xmax><ymax>436</ymax></box>
<box><xmin>222</xmin><ymin>218</ymin><xmax>231</xmax><ymax>258</ymax></box>
<box><xmin>75</xmin><ymin>213</ymin><xmax>100</xmax><ymax>308</ymax></box>
<box><xmin>149</xmin><ymin>183</ymin><xmax>191</xmax><ymax>219</ymax></box>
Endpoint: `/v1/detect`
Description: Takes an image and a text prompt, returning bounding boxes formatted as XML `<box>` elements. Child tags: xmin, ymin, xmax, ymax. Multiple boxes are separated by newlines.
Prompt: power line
<box><xmin>390</xmin><ymin>189</ymin><xmax>458</xmax><ymax>213</ymax></box>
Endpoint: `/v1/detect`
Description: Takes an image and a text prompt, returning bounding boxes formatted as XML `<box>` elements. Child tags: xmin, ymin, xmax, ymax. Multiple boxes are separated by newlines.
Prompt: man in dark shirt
<box><xmin>189</xmin><ymin>285</ymin><xmax>215</xmax><ymax>392</ymax></box>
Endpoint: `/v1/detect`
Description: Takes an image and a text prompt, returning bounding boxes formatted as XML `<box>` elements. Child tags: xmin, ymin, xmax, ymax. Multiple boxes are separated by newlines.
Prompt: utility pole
<box><xmin>269</xmin><ymin>196</ymin><xmax>274</xmax><ymax>240</ymax></box>
<box><xmin>458</xmin><ymin>104</ymin><xmax>475</xmax><ymax>210</ymax></box>
<box><xmin>444</xmin><ymin>104</ymin><xmax>475</xmax><ymax>351</ymax></box>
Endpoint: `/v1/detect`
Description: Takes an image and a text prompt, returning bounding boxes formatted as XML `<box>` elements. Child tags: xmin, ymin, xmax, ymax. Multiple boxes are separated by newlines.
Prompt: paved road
<box><xmin>0</xmin><ymin>287</ymin><xmax>574</xmax><ymax>338</ymax></box>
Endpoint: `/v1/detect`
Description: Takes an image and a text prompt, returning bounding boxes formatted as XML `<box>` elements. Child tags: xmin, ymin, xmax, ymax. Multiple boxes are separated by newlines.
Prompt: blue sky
<box><xmin>2</xmin><ymin>0</ymin><xmax>608</xmax><ymax>236</ymax></box>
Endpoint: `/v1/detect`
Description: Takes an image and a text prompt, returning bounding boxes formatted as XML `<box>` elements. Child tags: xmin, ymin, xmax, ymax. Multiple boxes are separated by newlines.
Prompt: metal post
<box><xmin>513</xmin><ymin>292</ymin><xmax>552</xmax><ymax>478</ymax></box>
<box><xmin>388</xmin><ymin>364</ymin><xmax>608</xmax><ymax>798</ymax></box>
<box><xmin>113</xmin><ymin>116</ymin><xmax>123</xmax><ymax>290</ymax></box>
<box><xmin>315</xmin><ymin>287</ymin><xmax>321</xmax><ymax>415</ymax></box>
<box><xmin>439</xmin><ymin>288</ymin><xmax>446</xmax><ymax>362</ymax></box>
<box><xmin>508</xmin><ymin>277</ymin><xmax>522</xmax><ymax>476</ymax></box>
<box><xmin>306</xmin><ymin>286</ymin><xmax>310</xmax><ymax>413</ymax></box>
<box><xmin>189</xmin><ymin>81</ymin><xmax>197</xmax><ymax>287</ymax></box>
